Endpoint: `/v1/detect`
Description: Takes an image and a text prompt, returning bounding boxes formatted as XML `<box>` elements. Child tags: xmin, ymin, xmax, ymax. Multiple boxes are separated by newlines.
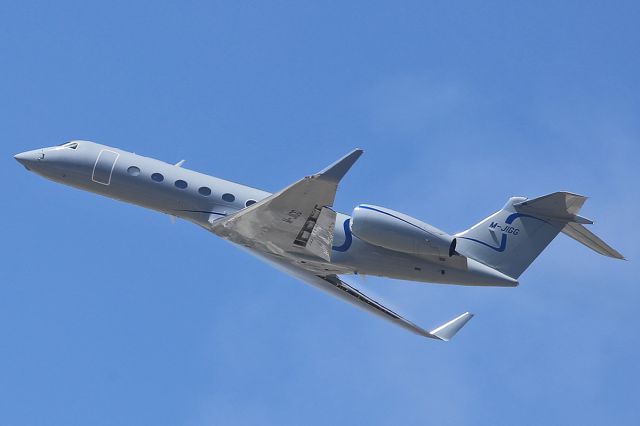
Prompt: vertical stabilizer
<box><xmin>454</xmin><ymin>192</ymin><xmax>623</xmax><ymax>278</ymax></box>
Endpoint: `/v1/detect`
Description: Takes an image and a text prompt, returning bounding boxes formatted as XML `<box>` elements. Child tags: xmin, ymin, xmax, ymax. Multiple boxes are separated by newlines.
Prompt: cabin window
<box><xmin>222</xmin><ymin>193</ymin><xmax>235</xmax><ymax>202</ymax></box>
<box><xmin>245</xmin><ymin>199</ymin><xmax>256</xmax><ymax>207</ymax></box>
<box><xmin>198</xmin><ymin>186</ymin><xmax>211</xmax><ymax>196</ymax></box>
<box><xmin>127</xmin><ymin>166</ymin><xmax>141</xmax><ymax>176</ymax></box>
<box><xmin>175</xmin><ymin>180</ymin><xmax>188</xmax><ymax>189</ymax></box>
<box><xmin>151</xmin><ymin>173</ymin><xmax>164</xmax><ymax>182</ymax></box>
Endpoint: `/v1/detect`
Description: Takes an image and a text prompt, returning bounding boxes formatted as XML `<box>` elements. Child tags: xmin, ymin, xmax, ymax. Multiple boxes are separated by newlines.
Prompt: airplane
<box><xmin>14</xmin><ymin>141</ymin><xmax>624</xmax><ymax>341</ymax></box>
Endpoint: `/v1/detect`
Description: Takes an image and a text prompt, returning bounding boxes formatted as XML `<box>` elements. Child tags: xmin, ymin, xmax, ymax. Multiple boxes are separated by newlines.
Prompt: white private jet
<box><xmin>14</xmin><ymin>141</ymin><xmax>624</xmax><ymax>341</ymax></box>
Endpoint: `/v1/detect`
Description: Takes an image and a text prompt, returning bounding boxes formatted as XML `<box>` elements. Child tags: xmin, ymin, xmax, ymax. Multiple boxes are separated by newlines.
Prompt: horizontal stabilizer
<box><xmin>514</xmin><ymin>191</ymin><xmax>589</xmax><ymax>222</ymax></box>
<box><xmin>513</xmin><ymin>191</ymin><xmax>624</xmax><ymax>260</ymax></box>
<box><xmin>561</xmin><ymin>222</ymin><xmax>625</xmax><ymax>259</ymax></box>
<box><xmin>429</xmin><ymin>312</ymin><xmax>474</xmax><ymax>341</ymax></box>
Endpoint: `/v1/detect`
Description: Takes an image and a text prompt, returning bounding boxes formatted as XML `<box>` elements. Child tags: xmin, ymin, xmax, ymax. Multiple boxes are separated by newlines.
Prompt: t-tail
<box><xmin>454</xmin><ymin>192</ymin><xmax>624</xmax><ymax>279</ymax></box>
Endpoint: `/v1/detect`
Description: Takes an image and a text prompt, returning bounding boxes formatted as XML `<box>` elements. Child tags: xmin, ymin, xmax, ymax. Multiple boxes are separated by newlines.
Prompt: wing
<box><xmin>318</xmin><ymin>274</ymin><xmax>473</xmax><ymax>341</ymax></box>
<box><xmin>211</xmin><ymin>149</ymin><xmax>363</xmax><ymax>264</ymax></box>
<box><xmin>253</xmin><ymin>250</ymin><xmax>473</xmax><ymax>341</ymax></box>
<box><xmin>212</xmin><ymin>149</ymin><xmax>473</xmax><ymax>340</ymax></box>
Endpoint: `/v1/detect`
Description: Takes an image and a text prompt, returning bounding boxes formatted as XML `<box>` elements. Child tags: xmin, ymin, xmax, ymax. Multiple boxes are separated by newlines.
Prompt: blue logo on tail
<box><xmin>459</xmin><ymin>213</ymin><xmax>549</xmax><ymax>252</ymax></box>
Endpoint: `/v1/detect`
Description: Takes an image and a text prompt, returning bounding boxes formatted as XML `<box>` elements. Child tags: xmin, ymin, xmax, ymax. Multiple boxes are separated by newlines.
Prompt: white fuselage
<box><xmin>15</xmin><ymin>141</ymin><xmax>517</xmax><ymax>287</ymax></box>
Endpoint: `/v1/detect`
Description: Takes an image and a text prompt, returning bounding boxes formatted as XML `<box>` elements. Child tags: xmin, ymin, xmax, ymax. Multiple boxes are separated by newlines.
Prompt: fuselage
<box><xmin>15</xmin><ymin>141</ymin><xmax>517</xmax><ymax>287</ymax></box>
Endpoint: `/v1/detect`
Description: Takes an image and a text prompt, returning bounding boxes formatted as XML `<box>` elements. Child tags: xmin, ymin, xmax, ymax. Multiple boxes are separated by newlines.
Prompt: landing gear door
<box><xmin>92</xmin><ymin>149</ymin><xmax>119</xmax><ymax>185</ymax></box>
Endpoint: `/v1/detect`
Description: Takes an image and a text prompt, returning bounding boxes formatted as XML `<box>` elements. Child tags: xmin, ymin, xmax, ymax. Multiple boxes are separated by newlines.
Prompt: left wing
<box><xmin>254</xmin><ymin>251</ymin><xmax>473</xmax><ymax>341</ymax></box>
<box><xmin>318</xmin><ymin>274</ymin><xmax>473</xmax><ymax>341</ymax></box>
<box><xmin>211</xmin><ymin>149</ymin><xmax>363</xmax><ymax>264</ymax></box>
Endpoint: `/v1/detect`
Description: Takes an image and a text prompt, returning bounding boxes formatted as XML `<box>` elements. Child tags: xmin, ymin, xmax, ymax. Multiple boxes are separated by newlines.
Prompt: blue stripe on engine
<box><xmin>357</xmin><ymin>205</ymin><xmax>430</xmax><ymax>233</ymax></box>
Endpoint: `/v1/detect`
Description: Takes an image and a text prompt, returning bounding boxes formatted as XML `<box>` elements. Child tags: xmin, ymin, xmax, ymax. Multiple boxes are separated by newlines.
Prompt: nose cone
<box><xmin>14</xmin><ymin>149</ymin><xmax>44</xmax><ymax>169</ymax></box>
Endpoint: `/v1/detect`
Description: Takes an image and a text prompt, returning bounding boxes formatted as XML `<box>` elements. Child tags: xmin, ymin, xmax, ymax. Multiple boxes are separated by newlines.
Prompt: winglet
<box><xmin>317</xmin><ymin>148</ymin><xmax>364</xmax><ymax>182</ymax></box>
<box><xmin>429</xmin><ymin>312</ymin><xmax>474</xmax><ymax>341</ymax></box>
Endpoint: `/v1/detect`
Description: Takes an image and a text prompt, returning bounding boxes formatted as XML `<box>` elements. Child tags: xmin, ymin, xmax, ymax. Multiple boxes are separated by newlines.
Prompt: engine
<box><xmin>350</xmin><ymin>204</ymin><xmax>456</xmax><ymax>257</ymax></box>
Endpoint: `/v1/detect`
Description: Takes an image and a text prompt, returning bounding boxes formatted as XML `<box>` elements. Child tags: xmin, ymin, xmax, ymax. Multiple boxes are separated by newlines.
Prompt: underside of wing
<box><xmin>318</xmin><ymin>274</ymin><xmax>473</xmax><ymax>340</ymax></box>
<box><xmin>210</xmin><ymin>149</ymin><xmax>363</xmax><ymax>263</ymax></box>
<box><xmin>258</xmin><ymin>252</ymin><xmax>473</xmax><ymax>341</ymax></box>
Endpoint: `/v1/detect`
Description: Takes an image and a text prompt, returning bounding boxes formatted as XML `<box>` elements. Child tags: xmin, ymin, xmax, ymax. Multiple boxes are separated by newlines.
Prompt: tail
<box><xmin>454</xmin><ymin>192</ymin><xmax>624</xmax><ymax>279</ymax></box>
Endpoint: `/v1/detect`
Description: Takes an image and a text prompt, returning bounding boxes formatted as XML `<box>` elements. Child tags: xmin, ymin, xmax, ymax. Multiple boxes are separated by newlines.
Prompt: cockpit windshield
<box><xmin>62</xmin><ymin>142</ymin><xmax>78</xmax><ymax>149</ymax></box>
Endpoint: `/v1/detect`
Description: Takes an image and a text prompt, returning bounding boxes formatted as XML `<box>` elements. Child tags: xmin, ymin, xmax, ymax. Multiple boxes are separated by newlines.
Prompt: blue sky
<box><xmin>2</xmin><ymin>1</ymin><xmax>639</xmax><ymax>425</ymax></box>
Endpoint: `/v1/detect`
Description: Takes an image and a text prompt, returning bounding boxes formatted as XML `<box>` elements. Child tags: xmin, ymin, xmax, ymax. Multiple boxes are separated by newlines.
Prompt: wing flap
<box><xmin>293</xmin><ymin>206</ymin><xmax>337</xmax><ymax>261</ymax></box>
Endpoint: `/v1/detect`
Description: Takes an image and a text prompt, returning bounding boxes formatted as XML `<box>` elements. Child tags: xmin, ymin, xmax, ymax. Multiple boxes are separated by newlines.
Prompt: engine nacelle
<box><xmin>350</xmin><ymin>204</ymin><xmax>456</xmax><ymax>257</ymax></box>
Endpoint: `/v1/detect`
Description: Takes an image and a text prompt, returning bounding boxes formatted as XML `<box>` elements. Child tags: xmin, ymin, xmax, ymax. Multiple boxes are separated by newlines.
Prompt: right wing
<box><xmin>257</xmin><ymin>251</ymin><xmax>473</xmax><ymax>341</ymax></box>
<box><xmin>211</xmin><ymin>149</ymin><xmax>363</xmax><ymax>264</ymax></box>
